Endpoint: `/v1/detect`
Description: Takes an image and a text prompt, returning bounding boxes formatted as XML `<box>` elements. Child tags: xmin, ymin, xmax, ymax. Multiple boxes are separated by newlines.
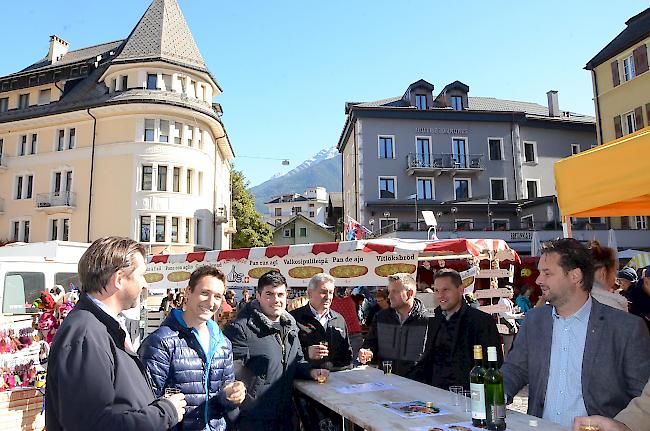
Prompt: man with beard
<box><xmin>501</xmin><ymin>239</ymin><xmax>650</xmax><ymax>428</ymax></box>
<box><xmin>46</xmin><ymin>237</ymin><xmax>186</xmax><ymax>430</ymax></box>
<box><xmin>223</xmin><ymin>271</ymin><xmax>326</xmax><ymax>430</ymax></box>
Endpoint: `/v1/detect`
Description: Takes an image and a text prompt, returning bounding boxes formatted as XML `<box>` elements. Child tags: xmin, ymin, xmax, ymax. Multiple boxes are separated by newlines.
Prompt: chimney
<box><xmin>547</xmin><ymin>90</ymin><xmax>560</xmax><ymax>117</ymax></box>
<box><xmin>48</xmin><ymin>35</ymin><xmax>69</xmax><ymax>64</ymax></box>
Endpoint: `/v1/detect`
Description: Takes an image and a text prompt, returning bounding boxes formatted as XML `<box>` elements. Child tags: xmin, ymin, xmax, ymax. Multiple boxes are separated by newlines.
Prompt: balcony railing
<box><xmin>406</xmin><ymin>153</ymin><xmax>485</xmax><ymax>173</ymax></box>
<box><xmin>0</xmin><ymin>157</ymin><xmax>7</xmax><ymax>170</ymax></box>
<box><xmin>36</xmin><ymin>191</ymin><xmax>76</xmax><ymax>210</ymax></box>
<box><xmin>0</xmin><ymin>197</ymin><xmax>4</xmax><ymax>212</ymax></box>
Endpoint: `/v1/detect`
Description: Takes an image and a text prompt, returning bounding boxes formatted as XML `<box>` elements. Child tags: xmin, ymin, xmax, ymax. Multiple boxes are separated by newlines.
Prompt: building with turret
<box><xmin>0</xmin><ymin>0</ymin><xmax>235</xmax><ymax>253</ymax></box>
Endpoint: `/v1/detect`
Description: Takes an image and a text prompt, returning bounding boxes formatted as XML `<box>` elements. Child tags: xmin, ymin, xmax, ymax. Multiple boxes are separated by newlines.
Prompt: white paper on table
<box><xmin>410</xmin><ymin>422</ymin><xmax>513</xmax><ymax>431</ymax></box>
<box><xmin>381</xmin><ymin>400</ymin><xmax>449</xmax><ymax>419</ymax></box>
<box><xmin>333</xmin><ymin>381</ymin><xmax>394</xmax><ymax>394</ymax></box>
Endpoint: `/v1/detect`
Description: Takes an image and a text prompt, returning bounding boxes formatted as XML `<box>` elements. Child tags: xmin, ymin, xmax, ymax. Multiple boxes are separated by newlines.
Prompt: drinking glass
<box><xmin>317</xmin><ymin>369</ymin><xmax>327</xmax><ymax>384</ymax></box>
<box><xmin>461</xmin><ymin>390</ymin><xmax>472</xmax><ymax>412</ymax></box>
<box><xmin>381</xmin><ymin>360</ymin><xmax>393</xmax><ymax>375</ymax></box>
<box><xmin>449</xmin><ymin>385</ymin><xmax>463</xmax><ymax>406</ymax></box>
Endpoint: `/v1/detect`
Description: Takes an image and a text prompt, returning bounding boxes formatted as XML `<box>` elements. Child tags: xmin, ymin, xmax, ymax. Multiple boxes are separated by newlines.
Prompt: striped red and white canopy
<box><xmin>147</xmin><ymin>238</ymin><xmax>519</xmax><ymax>264</ymax></box>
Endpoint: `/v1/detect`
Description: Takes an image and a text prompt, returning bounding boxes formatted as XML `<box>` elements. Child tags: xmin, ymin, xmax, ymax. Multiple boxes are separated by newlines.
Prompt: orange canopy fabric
<box><xmin>554</xmin><ymin>126</ymin><xmax>650</xmax><ymax>217</ymax></box>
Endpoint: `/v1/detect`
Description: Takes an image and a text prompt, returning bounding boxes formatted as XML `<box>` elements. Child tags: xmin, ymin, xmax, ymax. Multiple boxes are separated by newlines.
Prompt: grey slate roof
<box><xmin>348</xmin><ymin>95</ymin><xmax>595</xmax><ymax>123</ymax></box>
<box><xmin>0</xmin><ymin>0</ymin><xmax>225</xmax><ymax>128</ymax></box>
<box><xmin>0</xmin><ymin>64</ymin><xmax>220</xmax><ymax>125</ymax></box>
<box><xmin>353</xmin><ymin>96</ymin><xmax>409</xmax><ymax>108</ymax></box>
<box><xmin>5</xmin><ymin>40</ymin><xmax>123</xmax><ymax>78</ymax></box>
<box><xmin>0</xmin><ymin>0</ymin><xmax>231</xmax><ymax>137</ymax></box>
<box><xmin>585</xmin><ymin>8</ymin><xmax>650</xmax><ymax>70</ymax></box>
<box><xmin>113</xmin><ymin>0</ymin><xmax>207</xmax><ymax>72</ymax></box>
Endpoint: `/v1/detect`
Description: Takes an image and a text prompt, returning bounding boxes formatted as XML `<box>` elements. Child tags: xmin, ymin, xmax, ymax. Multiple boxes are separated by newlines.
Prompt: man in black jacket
<box><xmin>291</xmin><ymin>273</ymin><xmax>353</xmax><ymax>431</ymax></box>
<box><xmin>223</xmin><ymin>271</ymin><xmax>326</xmax><ymax>431</ymax></box>
<box><xmin>46</xmin><ymin>237</ymin><xmax>186</xmax><ymax>431</ymax></box>
<box><xmin>417</xmin><ymin>268</ymin><xmax>503</xmax><ymax>390</ymax></box>
<box><xmin>358</xmin><ymin>273</ymin><xmax>433</xmax><ymax>379</ymax></box>
<box><xmin>291</xmin><ymin>273</ymin><xmax>352</xmax><ymax>371</ymax></box>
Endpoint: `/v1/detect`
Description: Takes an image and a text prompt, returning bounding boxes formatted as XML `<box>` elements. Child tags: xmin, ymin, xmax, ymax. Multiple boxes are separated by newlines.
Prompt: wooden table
<box><xmin>294</xmin><ymin>366</ymin><xmax>567</xmax><ymax>431</ymax></box>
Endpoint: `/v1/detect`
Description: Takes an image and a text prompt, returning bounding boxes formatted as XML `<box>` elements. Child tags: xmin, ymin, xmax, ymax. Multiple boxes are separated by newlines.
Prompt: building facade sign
<box><xmin>415</xmin><ymin>127</ymin><xmax>469</xmax><ymax>135</ymax></box>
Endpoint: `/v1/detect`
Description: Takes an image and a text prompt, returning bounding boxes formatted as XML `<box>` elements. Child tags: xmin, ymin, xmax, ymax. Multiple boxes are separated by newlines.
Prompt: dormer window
<box><xmin>451</xmin><ymin>96</ymin><xmax>463</xmax><ymax>111</ymax></box>
<box><xmin>415</xmin><ymin>94</ymin><xmax>427</xmax><ymax>110</ymax></box>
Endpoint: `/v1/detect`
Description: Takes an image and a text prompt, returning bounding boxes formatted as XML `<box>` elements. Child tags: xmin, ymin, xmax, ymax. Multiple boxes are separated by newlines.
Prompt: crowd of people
<box><xmin>43</xmin><ymin>236</ymin><xmax>650</xmax><ymax>431</ymax></box>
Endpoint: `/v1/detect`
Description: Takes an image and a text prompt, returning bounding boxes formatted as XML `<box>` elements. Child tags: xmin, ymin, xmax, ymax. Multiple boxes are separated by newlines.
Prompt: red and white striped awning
<box><xmin>148</xmin><ymin>238</ymin><xmax>519</xmax><ymax>264</ymax></box>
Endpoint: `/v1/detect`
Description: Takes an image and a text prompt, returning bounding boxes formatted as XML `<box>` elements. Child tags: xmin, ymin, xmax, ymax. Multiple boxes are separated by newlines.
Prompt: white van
<box><xmin>0</xmin><ymin>241</ymin><xmax>89</xmax><ymax>315</ymax></box>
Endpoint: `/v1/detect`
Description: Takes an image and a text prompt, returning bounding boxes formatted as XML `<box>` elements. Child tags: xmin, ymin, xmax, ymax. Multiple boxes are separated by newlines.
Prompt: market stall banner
<box><xmin>144</xmin><ymin>239</ymin><xmax>518</xmax><ymax>291</ymax></box>
<box><xmin>146</xmin><ymin>249</ymin><xmax>417</xmax><ymax>291</ymax></box>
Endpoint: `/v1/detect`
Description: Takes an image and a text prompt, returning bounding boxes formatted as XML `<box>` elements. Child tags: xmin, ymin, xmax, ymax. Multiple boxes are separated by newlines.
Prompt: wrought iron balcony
<box><xmin>35</xmin><ymin>191</ymin><xmax>76</xmax><ymax>214</ymax></box>
<box><xmin>0</xmin><ymin>157</ymin><xmax>7</xmax><ymax>170</ymax></box>
<box><xmin>406</xmin><ymin>153</ymin><xmax>484</xmax><ymax>175</ymax></box>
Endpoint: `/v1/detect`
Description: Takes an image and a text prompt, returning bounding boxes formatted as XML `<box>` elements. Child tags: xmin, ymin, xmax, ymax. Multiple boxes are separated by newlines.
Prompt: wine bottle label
<box><xmin>470</xmin><ymin>383</ymin><xmax>486</xmax><ymax>419</ymax></box>
<box><xmin>490</xmin><ymin>403</ymin><xmax>506</xmax><ymax>419</ymax></box>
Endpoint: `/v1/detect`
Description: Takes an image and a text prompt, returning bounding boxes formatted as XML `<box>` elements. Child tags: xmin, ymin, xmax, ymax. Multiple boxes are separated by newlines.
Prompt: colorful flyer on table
<box><xmin>410</xmin><ymin>422</ymin><xmax>512</xmax><ymax>431</ymax></box>
<box><xmin>334</xmin><ymin>381</ymin><xmax>394</xmax><ymax>394</ymax></box>
<box><xmin>381</xmin><ymin>400</ymin><xmax>448</xmax><ymax>419</ymax></box>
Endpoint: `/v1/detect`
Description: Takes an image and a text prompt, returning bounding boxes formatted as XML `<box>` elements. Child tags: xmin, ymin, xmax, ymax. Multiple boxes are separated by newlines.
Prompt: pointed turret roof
<box><xmin>113</xmin><ymin>0</ymin><xmax>207</xmax><ymax>73</ymax></box>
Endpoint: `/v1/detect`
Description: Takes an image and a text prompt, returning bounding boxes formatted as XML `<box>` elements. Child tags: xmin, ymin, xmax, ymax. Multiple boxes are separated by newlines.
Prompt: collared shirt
<box><xmin>395</xmin><ymin>302</ymin><xmax>417</xmax><ymax>325</ymax></box>
<box><xmin>87</xmin><ymin>294</ymin><xmax>135</xmax><ymax>352</ymax></box>
<box><xmin>543</xmin><ymin>296</ymin><xmax>592</xmax><ymax>428</ymax></box>
<box><xmin>309</xmin><ymin>303</ymin><xmax>332</xmax><ymax>329</ymax></box>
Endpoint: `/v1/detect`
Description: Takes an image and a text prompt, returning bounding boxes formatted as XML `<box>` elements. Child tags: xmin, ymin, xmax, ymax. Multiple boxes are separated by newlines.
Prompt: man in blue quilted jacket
<box><xmin>139</xmin><ymin>266</ymin><xmax>246</xmax><ymax>430</ymax></box>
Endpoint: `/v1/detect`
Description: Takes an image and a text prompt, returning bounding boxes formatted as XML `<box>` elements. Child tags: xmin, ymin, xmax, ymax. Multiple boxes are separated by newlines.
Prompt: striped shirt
<box><xmin>543</xmin><ymin>296</ymin><xmax>592</xmax><ymax>428</ymax></box>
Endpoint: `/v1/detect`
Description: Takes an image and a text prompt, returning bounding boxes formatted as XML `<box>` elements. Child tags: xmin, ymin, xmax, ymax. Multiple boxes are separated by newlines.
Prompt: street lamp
<box><xmin>408</xmin><ymin>193</ymin><xmax>419</xmax><ymax>231</ymax></box>
<box><xmin>487</xmin><ymin>198</ymin><xmax>492</xmax><ymax>230</ymax></box>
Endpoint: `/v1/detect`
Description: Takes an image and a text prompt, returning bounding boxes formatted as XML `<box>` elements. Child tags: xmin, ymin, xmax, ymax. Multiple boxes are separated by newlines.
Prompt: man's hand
<box><xmin>308</xmin><ymin>344</ymin><xmax>329</xmax><ymax>360</ymax></box>
<box><xmin>223</xmin><ymin>380</ymin><xmax>246</xmax><ymax>405</ymax></box>
<box><xmin>165</xmin><ymin>393</ymin><xmax>187</xmax><ymax>421</ymax></box>
<box><xmin>358</xmin><ymin>348</ymin><xmax>373</xmax><ymax>364</ymax></box>
<box><xmin>572</xmin><ymin>416</ymin><xmax>631</xmax><ymax>431</ymax></box>
<box><xmin>309</xmin><ymin>368</ymin><xmax>330</xmax><ymax>381</ymax></box>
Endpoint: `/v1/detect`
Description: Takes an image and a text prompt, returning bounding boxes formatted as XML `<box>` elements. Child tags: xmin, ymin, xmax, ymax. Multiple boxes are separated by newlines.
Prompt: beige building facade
<box><xmin>585</xmin><ymin>7</ymin><xmax>650</xmax><ymax>231</ymax></box>
<box><xmin>0</xmin><ymin>0</ymin><xmax>235</xmax><ymax>253</ymax></box>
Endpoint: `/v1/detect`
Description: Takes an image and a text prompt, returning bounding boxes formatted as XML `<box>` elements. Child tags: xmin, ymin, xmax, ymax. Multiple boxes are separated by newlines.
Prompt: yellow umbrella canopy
<box><xmin>554</xmin><ymin>126</ymin><xmax>650</xmax><ymax>218</ymax></box>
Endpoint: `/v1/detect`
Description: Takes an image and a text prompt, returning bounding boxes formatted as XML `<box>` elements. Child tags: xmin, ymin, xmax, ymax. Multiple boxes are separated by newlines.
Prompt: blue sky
<box><xmin>2</xmin><ymin>0</ymin><xmax>648</xmax><ymax>186</ymax></box>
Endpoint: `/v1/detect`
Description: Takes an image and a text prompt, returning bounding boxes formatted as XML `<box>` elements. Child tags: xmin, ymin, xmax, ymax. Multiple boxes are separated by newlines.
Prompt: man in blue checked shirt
<box><xmin>500</xmin><ymin>238</ymin><xmax>650</xmax><ymax>428</ymax></box>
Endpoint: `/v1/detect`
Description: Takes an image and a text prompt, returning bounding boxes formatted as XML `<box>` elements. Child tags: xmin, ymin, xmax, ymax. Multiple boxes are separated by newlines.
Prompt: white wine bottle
<box><xmin>485</xmin><ymin>346</ymin><xmax>506</xmax><ymax>431</ymax></box>
<box><xmin>470</xmin><ymin>345</ymin><xmax>487</xmax><ymax>428</ymax></box>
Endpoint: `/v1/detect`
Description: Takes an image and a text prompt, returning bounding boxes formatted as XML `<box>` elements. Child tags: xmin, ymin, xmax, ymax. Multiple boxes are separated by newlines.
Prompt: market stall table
<box><xmin>294</xmin><ymin>366</ymin><xmax>567</xmax><ymax>431</ymax></box>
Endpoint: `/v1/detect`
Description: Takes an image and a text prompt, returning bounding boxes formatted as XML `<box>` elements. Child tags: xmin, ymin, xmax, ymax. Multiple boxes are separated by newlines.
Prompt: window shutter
<box><xmin>614</xmin><ymin>115</ymin><xmax>623</xmax><ymax>138</ymax></box>
<box><xmin>633</xmin><ymin>44</ymin><xmax>649</xmax><ymax>75</ymax></box>
<box><xmin>611</xmin><ymin>60</ymin><xmax>620</xmax><ymax>87</ymax></box>
<box><xmin>635</xmin><ymin>106</ymin><xmax>644</xmax><ymax>130</ymax></box>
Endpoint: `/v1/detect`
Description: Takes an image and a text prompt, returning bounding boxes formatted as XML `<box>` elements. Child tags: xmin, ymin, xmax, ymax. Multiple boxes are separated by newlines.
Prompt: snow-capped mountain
<box><xmin>275</xmin><ymin>147</ymin><xmax>339</xmax><ymax>178</ymax></box>
<box><xmin>249</xmin><ymin>147</ymin><xmax>342</xmax><ymax>213</ymax></box>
